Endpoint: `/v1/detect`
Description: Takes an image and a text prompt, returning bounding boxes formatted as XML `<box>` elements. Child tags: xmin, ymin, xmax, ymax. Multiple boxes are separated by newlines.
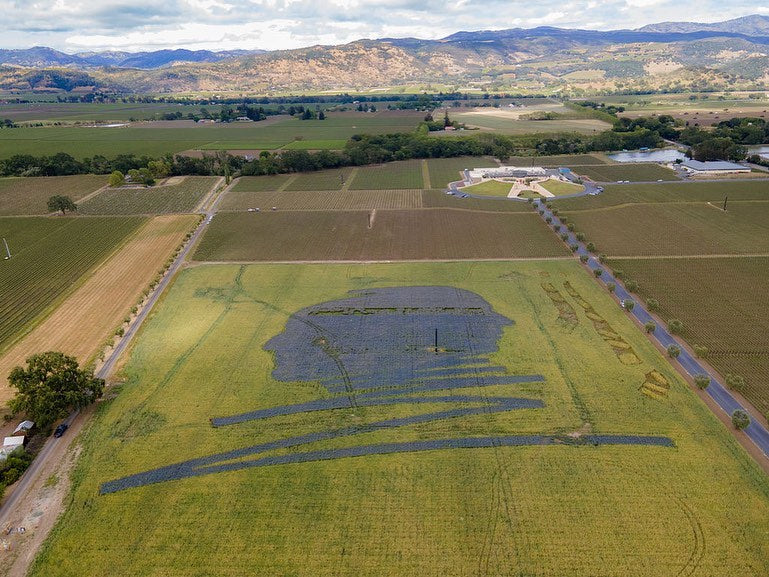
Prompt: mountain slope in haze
<box><xmin>2</xmin><ymin>16</ymin><xmax>769</xmax><ymax>94</ymax></box>
<box><xmin>638</xmin><ymin>14</ymin><xmax>769</xmax><ymax>35</ymax></box>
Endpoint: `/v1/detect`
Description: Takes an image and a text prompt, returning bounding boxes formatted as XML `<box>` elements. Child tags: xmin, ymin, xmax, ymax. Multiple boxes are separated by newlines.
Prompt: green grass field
<box><xmin>77</xmin><ymin>177</ymin><xmax>219</xmax><ymax>215</ymax></box>
<box><xmin>0</xmin><ymin>112</ymin><xmax>422</xmax><ymax>159</ymax></box>
<box><xmin>539</xmin><ymin>179</ymin><xmax>585</xmax><ymax>196</ymax></box>
<box><xmin>564</xmin><ymin>201</ymin><xmax>769</xmax><ymax>256</ymax></box>
<box><xmin>30</xmin><ymin>261</ymin><xmax>769</xmax><ymax>576</ymax></box>
<box><xmin>0</xmin><ymin>216</ymin><xmax>146</xmax><ymax>351</ymax></box>
<box><xmin>453</xmin><ymin>106</ymin><xmax>611</xmax><ymax>135</ymax></box>
<box><xmin>608</xmin><ymin>256</ymin><xmax>769</xmax><ymax>415</ymax></box>
<box><xmin>0</xmin><ymin>175</ymin><xmax>106</xmax><ymax>215</ymax></box>
<box><xmin>220</xmin><ymin>189</ymin><xmax>423</xmax><ymax>211</ymax></box>
<box><xmin>570</xmin><ymin>164</ymin><xmax>678</xmax><ymax>183</ymax></box>
<box><xmin>461</xmin><ymin>179</ymin><xmax>513</xmax><ymax>197</ymax></box>
<box><xmin>193</xmin><ymin>210</ymin><xmax>568</xmax><ymax>261</ymax></box>
<box><xmin>553</xmin><ymin>181</ymin><xmax>769</xmax><ymax>211</ymax></box>
<box><xmin>348</xmin><ymin>160</ymin><xmax>425</xmax><ymax>190</ymax></box>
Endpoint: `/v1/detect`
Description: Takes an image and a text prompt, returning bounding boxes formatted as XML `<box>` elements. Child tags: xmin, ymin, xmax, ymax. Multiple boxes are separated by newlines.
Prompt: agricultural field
<box><xmin>563</xmin><ymin>200</ymin><xmax>769</xmax><ymax>256</ymax></box>
<box><xmin>461</xmin><ymin>179</ymin><xmax>513</xmax><ymax>197</ymax></box>
<box><xmin>77</xmin><ymin>176</ymin><xmax>220</xmax><ymax>215</ymax></box>
<box><xmin>220</xmin><ymin>189</ymin><xmax>423</xmax><ymax>211</ymax></box>
<box><xmin>0</xmin><ymin>215</ymin><xmax>198</xmax><ymax>401</ymax></box>
<box><xmin>554</xmin><ymin>180</ymin><xmax>769</xmax><ymax>211</ymax></box>
<box><xmin>0</xmin><ymin>111</ymin><xmax>423</xmax><ymax>159</ymax></box>
<box><xmin>0</xmin><ymin>102</ymin><xmax>222</xmax><ymax>123</ymax></box>
<box><xmin>453</xmin><ymin>105</ymin><xmax>612</xmax><ymax>135</ymax></box>
<box><xmin>608</xmin><ymin>256</ymin><xmax>769</xmax><ymax>415</ymax></box>
<box><xmin>421</xmin><ymin>190</ymin><xmax>534</xmax><ymax>212</ymax></box>
<box><xmin>193</xmin><ymin>210</ymin><xmax>568</xmax><ymax>261</ymax></box>
<box><xmin>570</xmin><ymin>163</ymin><xmax>678</xmax><ymax>183</ymax></box>
<box><xmin>230</xmin><ymin>174</ymin><xmax>293</xmax><ymax>192</ymax></box>
<box><xmin>30</xmin><ymin>261</ymin><xmax>769</xmax><ymax>576</ymax></box>
<box><xmin>0</xmin><ymin>216</ymin><xmax>145</xmax><ymax>351</ymax></box>
<box><xmin>284</xmin><ymin>168</ymin><xmax>355</xmax><ymax>191</ymax></box>
<box><xmin>0</xmin><ymin>175</ymin><xmax>106</xmax><ymax>215</ymax></box>
<box><xmin>426</xmin><ymin>156</ymin><xmax>497</xmax><ymax>188</ymax></box>
<box><xmin>348</xmin><ymin>160</ymin><xmax>425</xmax><ymax>190</ymax></box>
<box><xmin>505</xmin><ymin>154</ymin><xmax>612</xmax><ymax>167</ymax></box>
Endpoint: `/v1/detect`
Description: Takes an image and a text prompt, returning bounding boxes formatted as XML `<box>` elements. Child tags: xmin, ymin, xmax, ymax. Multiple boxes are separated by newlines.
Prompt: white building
<box><xmin>681</xmin><ymin>160</ymin><xmax>751</xmax><ymax>174</ymax></box>
<box><xmin>468</xmin><ymin>166</ymin><xmax>547</xmax><ymax>180</ymax></box>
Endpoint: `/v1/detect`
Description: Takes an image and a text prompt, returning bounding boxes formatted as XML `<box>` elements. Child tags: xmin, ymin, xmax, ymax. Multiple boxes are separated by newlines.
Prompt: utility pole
<box><xmin>2</xmin><ymin>237</ymin><xmax>10</xmax><ymax>260</ymax></box>
<box><xmin>434</xmin><ymin>328</ymin><xmax>438</xmax><ymax>353</ymax></box>
<box><xmin>723</xmin><ymin>195</ymin><xmax>728</xmax><ymax>212</ymax></box>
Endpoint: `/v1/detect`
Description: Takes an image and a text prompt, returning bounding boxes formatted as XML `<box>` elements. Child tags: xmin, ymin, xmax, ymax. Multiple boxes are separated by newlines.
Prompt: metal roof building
<box><xmin>681</xmin><ymin>160</ymin><xmax>750</xmax><ymax>173</ymax></box>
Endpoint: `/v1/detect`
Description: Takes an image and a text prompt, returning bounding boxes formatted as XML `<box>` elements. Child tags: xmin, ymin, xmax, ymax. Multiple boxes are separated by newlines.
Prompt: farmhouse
<box><xmin>681</xmin><ymin>159</ymin><xmax>751</xmax><ymax>174</ymax></box>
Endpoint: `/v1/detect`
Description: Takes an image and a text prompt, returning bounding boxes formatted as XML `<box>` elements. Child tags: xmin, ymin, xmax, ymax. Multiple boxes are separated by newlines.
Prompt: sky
<box><xmin>2</xmin><ymin>0</ymin><xmax>768</xmax><ymax>53</ymax></box>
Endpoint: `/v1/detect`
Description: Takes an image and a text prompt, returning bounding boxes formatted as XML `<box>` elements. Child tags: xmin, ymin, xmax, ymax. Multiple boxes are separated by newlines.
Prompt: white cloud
<box><xmin>0</xmin><ymin>0</ymin><xmax>765</xmax><ymax>52</ymax></box>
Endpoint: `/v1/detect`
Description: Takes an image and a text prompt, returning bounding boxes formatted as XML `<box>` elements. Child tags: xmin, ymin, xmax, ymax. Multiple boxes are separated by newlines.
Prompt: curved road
<box><xmin>534</xmin><ymin>200</ymin><xmax>769</xmax><ymax>460</ymax></box>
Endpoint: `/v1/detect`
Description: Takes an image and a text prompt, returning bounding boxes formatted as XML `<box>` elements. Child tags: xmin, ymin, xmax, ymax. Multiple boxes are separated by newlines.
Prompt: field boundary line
<box><xmin>188</xmin><ymin>257</ymin><xmax>576</xmax><ymax>266</ymax></box>
<box><xmin>277</xmin><ymin>175</ymin><xmax>298</xmax><ymax>192</ymax></box>
<box><xmin>421</xmin><ymin>159</ymin><xmax>432</xmax><ymax>189</ymax></box>
<box><xmin>195</xmin><ymin>176</ymin><xmax>226</xmax><ymax>212</ymax></box>
<box><xmin>562</xmin><ymin>199</ymin><xmax>769</xmax><ymax>214</ymax></box>
<box><xmin>608</xmin><ymin>253</ymin><xmax>769</xmax><ymax>260</ymax></box>
<box><xmin>69</xmin><ymin>184</ymin><xmax>109</xmax><ymax>209</ymax></box>
<box><xmin>341</xmin><ymin>167</ymin><xmax>358</xmax><ymax>192</ymax></box>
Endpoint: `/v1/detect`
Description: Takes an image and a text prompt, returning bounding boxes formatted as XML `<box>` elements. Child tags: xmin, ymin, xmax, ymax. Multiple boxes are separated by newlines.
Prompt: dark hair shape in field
<box><xmin>100</xmin><ymin>286</ymin><xmax>674</xmax><ymax>495</ymax></box>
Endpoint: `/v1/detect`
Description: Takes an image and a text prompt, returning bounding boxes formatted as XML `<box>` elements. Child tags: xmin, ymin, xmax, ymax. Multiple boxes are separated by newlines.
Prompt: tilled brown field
<box><xmin>193</xmin><ymin>209</ymin><xmax>569</xmax><ymax>261</ymax></box>
<box><xmin>0</xmin><ymin>214</ymin><xmax>198</xmax><ymax>402</ymax></box>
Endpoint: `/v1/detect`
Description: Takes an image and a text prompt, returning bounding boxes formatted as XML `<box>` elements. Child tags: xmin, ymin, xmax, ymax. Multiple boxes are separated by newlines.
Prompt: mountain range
<box><xmin>2</xmin><ymin>15</ymin><xmax>769</xmax><ymax>94</ymax></box>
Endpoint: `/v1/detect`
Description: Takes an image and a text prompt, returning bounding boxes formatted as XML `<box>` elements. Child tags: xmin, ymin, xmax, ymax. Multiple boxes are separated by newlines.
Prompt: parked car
<box><xmin>53</xmin><ymin>423</ymin><xmax>68</xmax><ymax>438</ymax></box>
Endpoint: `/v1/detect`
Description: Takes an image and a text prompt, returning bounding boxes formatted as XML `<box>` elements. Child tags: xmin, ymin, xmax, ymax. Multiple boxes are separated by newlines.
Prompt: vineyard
<box><xmin>0</xmin><ymin>216</ymin><xmax>145</xmax><ymax>351</ymax></box>
<box><xmin>421</xmin><ymin>190</ymin><xmax>533</xmax><ymax>212</ymax></box>
<box><xmin>0</xmin><ymin>215</ymin><xmax>198</xmax><ymax>400</ymax></box>
<box><xmin>0</xmin><ymin>175</ymin><xmax>106</xmax><ymax>215</ymax></box>
<box><xmin>348</xmin><ymin>160</ymin><xmax>425</xmax><ymax>190</ymax></box>
<box><xmin>220</xmin><ymin>189</ymin><xmax>423</xmax><ymax>211</ymax></box>
<box><xmin>563</xmin><ymin>201</ymin><xmax>769</xmax><ymax>256</ymax></box>
<box><xmin>231</xmin><ymin>174</ymin><xmax>293</xmax><ymax>192</ymax></box>
<box><xmin>78</xmin><ymin>177</ymin><xmax>219</xmax><ymax>215</ymax></box>
<box><xmin>607</xmin><ymin>255</ymin><xmax>769</xmax><ymax>414</ymax></box>
<box><xmin>569</xmin><ymin>163</ymin><xmax>678</xmax><ymax>182</ymax></box>
<box><xmin>426</xmin><ymin>156</ymin><xmax>495</xmax><ymax>188</ymax></box>
<box><xmin>554</xmin><ymin>180</ymin><xmax>769</xmax><ymax>211</ymax></box>
<box><xmin>28</xmin><ymin>261</ymin><xmax>769</xmax><ymax>577</ymax></box>
<box><xmin>192</xmin><ymin>209</ymin><xmax>569</xmax><ymax>261</ymax></box>
<box><xmin>283</xmin><ymin>168</ymin><xmax>355</xmax><ymax>191</ymax></box>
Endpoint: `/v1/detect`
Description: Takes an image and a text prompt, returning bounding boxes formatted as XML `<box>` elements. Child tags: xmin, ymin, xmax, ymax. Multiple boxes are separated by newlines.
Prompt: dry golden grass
<box><xmin>0</xmin><ymin>215</ymin><xmax>198</xmax><ymax>402</ymax></box>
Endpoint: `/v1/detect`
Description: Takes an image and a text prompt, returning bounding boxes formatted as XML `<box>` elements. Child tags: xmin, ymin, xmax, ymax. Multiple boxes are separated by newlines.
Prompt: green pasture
<box><xmin>539</xmin><ymin>179</ymin><xmax>585</xmax><ymax>196</ymax></box>
<box><xmin>426</xmin><ymin>156</ymin><xmax>496</xmax><ymax>188</ymax></box>
<box><xmin>462</xmin><ymin>179</ymin><xmax>513</xmax><ymax>197</ymax></box>
<box><xmin>0</xmin><ymin>112</ymin><xmax>422</xmax><ymax>159</ymax></box>
<box><xmin>0</xmin><ymin>175</ymin><xmax>106</xmax><ymax>215</ymax></box>
<box><xmin>31</xmin><ymin>261</ymin><xmax>769</xmax><ymax>576</ymax></box>
<box><xmin>0</xmin><ymin>216</ymin><xmax>145</xmax><ymax>351</ymax></box>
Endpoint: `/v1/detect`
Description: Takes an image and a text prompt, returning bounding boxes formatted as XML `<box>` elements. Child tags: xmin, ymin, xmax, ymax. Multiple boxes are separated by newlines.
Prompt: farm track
<box><xmin>0</xmin><ymin>215</ymin><xmax>198</xmax><ymax>402</ymax></box>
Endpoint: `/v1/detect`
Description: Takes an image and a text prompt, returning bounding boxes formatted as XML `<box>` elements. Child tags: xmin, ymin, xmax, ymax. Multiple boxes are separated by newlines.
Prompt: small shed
<box><xmin>12</xmin><ymin>420</ymin><xmax>34</xmax><ymax>436</ymax></box>
<box><xmin>3</xmin><ymin>436</ymin><xmax>26</xmax><ymax>449</ymax></box>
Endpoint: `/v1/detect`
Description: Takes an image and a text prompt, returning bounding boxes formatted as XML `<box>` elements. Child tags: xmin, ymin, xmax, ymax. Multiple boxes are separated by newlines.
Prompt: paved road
<box><xmin>0</xmin><ymin>177</ymin><xmax>231</xmax><ymax>523</ymax></box>
<box><xmin>534</xmin><ymin>200</ymin><xmax>769</xmax><ymax>460</ymax></box>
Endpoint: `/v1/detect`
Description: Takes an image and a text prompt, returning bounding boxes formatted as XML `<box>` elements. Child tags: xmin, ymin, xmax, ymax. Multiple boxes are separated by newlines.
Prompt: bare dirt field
<box><xmin>0</xmin><ymin>214</ymin><xmax>198</xmax><ymax>402</ymax></box>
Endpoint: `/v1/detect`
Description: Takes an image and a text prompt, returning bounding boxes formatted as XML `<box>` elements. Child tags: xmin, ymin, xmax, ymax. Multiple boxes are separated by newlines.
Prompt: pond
<box><xmin>747</xmin><ymin>146</ymin><xmax>769</xmax><ymax>158</ymax></box>
<box><xmin>608</xmin><ymin>149</ymin><xmax>686</xmax><ymax>163</ymax></box>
